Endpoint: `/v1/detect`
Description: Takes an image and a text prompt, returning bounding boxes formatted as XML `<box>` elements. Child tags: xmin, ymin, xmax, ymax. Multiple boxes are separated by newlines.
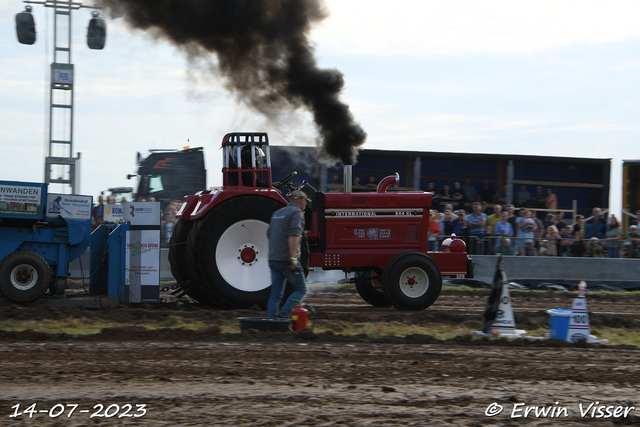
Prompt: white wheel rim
<box><xmin>398</xmin><ymin>267</ymin><xmax>429</xmax><ymax>298</ymax></box>
<box><xmin>11</xmin><ymin>264</ymin><xmax>38</xmax><ymax>291</ymax></box>
<box><xmin>215</xmin><ymin>219</ymin><xmax>271</xmax><ymax>292</ymax></box>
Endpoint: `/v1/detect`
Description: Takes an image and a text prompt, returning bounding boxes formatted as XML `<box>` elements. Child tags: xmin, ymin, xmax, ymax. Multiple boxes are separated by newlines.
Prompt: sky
<box><xmin>2</xmin><ymin>0</ymin><xmax>640</xmax><ymax>216</ymax></box>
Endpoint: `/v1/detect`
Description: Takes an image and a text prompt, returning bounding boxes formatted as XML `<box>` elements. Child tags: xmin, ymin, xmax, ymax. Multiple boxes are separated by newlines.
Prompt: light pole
<box><xmin>16</xmin><ymin>0</ymin><xmax>106</xmax><ymax>194</ymax></box>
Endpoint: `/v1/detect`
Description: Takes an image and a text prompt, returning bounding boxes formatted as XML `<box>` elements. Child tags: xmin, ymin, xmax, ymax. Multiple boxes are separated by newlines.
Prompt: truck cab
<box><xmin>132</xmin><ymin>147</ymin><xmax>206</xmax><ymax>205</ymax></box>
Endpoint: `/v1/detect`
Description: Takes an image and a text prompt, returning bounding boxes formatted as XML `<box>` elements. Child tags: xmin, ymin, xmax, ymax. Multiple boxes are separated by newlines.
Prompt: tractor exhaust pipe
<box><xmin>343</xmin><ymin>165</ymin><xmax>352</xmax><ymax>193</ymax></box>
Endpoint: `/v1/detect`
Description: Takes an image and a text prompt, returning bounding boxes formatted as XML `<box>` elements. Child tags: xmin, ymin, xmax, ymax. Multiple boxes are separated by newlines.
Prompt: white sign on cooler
<box><xmin>566</xmin><ymin>297</ymin><xmax>591</xmax><ymax>343</ymax></box>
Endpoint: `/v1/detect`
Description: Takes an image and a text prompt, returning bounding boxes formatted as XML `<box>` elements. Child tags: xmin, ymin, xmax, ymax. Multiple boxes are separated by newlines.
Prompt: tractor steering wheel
<box><xmin>275</xmin><ymin>171</ymin><xmax>297</xmax><ymax>188</ymax></box>
<box><xmin>284</xmin><ymin>180</ymin><xmax>308</xmax><ymax>199</ymax></box>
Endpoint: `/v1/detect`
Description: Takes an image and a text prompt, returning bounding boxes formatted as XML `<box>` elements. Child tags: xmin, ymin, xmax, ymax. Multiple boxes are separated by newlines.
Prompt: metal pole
<box><xmin>506</xmin><ymin>160</ymin><xmax>514</xmax><ymax>205</ymax></box>
<box><xmin>23</xmin><ymin>0</ymin><xmax>101</xmax><ymax>194</ymax></box>
<box><xmin>413</xmin><ymin>157</ymin><xmax>421</xmax><ymax>191</ymax></box>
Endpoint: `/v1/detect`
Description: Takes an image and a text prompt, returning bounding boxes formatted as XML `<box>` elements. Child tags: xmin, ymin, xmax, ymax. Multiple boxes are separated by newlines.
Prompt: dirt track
<box><xmin>1</xmin><ymin>287</ymin><xmax>640</xmax><ymax>426</ymax></box>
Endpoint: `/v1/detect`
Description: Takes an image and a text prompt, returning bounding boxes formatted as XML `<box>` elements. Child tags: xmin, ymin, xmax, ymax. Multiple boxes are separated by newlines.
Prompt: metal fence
<box><xmin>433</xmin><ymin>235</ymin><xmax>638</xmax><ymax>258</ymax></box>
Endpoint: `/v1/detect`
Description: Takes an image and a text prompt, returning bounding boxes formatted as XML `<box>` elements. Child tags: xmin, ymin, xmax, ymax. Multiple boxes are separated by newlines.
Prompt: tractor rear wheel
<box><xmin>382</xmin><ymin>252</ymin><xmax>441</xmax><ymax>311</ymax></box>
<box><xmin>189</xmin><ymin>196</ymin><xmax>285</xmax><ymax>308</ymax></box>
<box><xmin>355</xmin><ymin>269</ymin><xmax>391</xmax><ymax>307</ymax></box>
<box><xmin>169</xmin><ymin>219</ymin><xmax>208</xmax><ymax>302</ymax></box>
<box><xmin>184</xmin><ymin>216</ymin><xmax>226</xmax><ymax>307</ymax></box>
<box><xmin>0</xmin><ymin>251</ymin><xmax>51</xmax><ymax>302</ymax></box>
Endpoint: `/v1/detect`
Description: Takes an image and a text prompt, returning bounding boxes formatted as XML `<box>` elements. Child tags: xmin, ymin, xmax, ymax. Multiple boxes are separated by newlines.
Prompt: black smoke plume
<box><xmin>97</xmin><ymin>0</ymin><xmax>366</xmax><ymax>164</ymax></box>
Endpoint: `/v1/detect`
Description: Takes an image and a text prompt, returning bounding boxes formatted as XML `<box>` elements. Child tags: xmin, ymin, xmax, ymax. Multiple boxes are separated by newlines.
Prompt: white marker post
<box><xmin>566</xmin><ymin>280</ymin><xmax>608</xmax><ymax>344</ymax></box>
<box><xmin>475</xmin><ymin>257</ymin><xmax>527</xmax><ymax>338</ymax></box>
<box><xmin>491</xmin><ymin>283</ymin><xmax>527</xmax><ymax>338</ymax></box>
<box><xmin>566</xmin><ymin>288</ymin><xmax>590</xmax><ymax>342</ymax></box>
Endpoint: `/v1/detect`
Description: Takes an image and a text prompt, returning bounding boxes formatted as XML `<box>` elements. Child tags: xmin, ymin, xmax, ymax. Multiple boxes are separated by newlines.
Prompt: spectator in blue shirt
<box><xmin>585</xmin><ymin>207</ymin><xmax>606</xmax><ymax>239</ymax></box>
<box><xmin>467</xmin><ymin>202</ymin><xmax>487</xmax><ymax>254</ymax></box>
<box><xmin>494</xmin><ymin>211</ymin><xmax>514</xmax><ymax>250</ymax></box>
<box><xmin>453</xmin><ymin>210</ymin><xmax>468</xmax><ymax>236</ymax></box>
<box><xmin>516</xmin><ymin>209</ymin><xmax>537</xmax><ymax>254</ymax></box>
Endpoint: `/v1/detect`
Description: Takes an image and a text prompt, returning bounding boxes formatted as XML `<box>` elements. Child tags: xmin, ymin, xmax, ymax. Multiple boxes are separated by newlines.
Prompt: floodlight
<box><xmin>16</xmin><ymin>6</ymin><xmax>36</xmax><ymax>45</ymax></box>
<box><xmin>87</xmin><ymin>11</ymin><xmax>106</xmax><ymax>50</ymax></box>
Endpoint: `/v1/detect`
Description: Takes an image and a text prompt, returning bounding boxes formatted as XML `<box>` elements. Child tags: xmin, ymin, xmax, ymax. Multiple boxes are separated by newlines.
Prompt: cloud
<box><xmin>313</xmin><ymin>0</ymin><xmax>640</xmax><ymax>57</ymax></box>
<box><xmin>532</xmin><ymin>123</ymin><xmax>639</xmax><ymax>133</ymax></box>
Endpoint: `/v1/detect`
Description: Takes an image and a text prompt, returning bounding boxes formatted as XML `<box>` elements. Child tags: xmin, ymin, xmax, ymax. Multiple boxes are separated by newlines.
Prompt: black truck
<box><xmin>131</xmin><ymin>147</ymin><xmax>207</xmax><ymax>206</ymax></box>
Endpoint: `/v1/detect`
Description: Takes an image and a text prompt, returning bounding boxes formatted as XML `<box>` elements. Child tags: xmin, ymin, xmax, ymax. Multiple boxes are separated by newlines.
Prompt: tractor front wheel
<box><xmin>382</xmin><ymin>252</ymin><xmax>441</xmax><ymax>311</ymax></box>
<box><xmin>0</xmin><ymin>251</ymin><xmax>51</xmax><ymax>302</ymax></box>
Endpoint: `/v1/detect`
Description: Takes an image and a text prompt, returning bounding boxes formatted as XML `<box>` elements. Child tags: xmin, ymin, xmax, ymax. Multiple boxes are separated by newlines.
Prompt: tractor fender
<box><xmin>189</xmin><ymin>188</ymin><xmax>287</xmax><ymax>220</ymax></box>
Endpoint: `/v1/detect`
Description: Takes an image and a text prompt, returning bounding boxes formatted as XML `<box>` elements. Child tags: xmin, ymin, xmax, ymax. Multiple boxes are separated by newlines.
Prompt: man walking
<box><xmin>267</xmin><ymin>190</ymin><xmax>310</xmax><ymax>318</ymax></box>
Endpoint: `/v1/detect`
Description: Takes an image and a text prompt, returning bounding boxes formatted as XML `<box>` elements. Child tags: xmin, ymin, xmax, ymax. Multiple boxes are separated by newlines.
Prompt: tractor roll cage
<box><xmin>222</xmin><ymin>132</ymin><xmax>272</xmax><ymax>188</ymax></box>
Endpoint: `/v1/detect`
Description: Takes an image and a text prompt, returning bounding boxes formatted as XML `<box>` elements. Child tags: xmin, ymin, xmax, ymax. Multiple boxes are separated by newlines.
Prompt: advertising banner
<box><xmin>122</xmin><ymin>202</ymin><xmax>161</xmax><ymax>226</ymax></box>
<box><xmin>46</xmin><ymin>194</ymin><xmax>92</xmax><ymax>220</ymax></box>
<box><xmin>103</xmin><ymin>204</ymin><xmax>124</xmax><ymax>222</ymax></box>
<box><xmin>0</xmin><ymin>182</ymin><xmax>44</xmax><ymax>218</ymax></box>
<box><xmin>123</xmin><ymin>202</ymin><xmax>161</xmax><ymax>303</ymax></box>
<box><xmin>125</xmin><ymin>230</ymin><xmax>160</xmax><ymax>303</ymax></box>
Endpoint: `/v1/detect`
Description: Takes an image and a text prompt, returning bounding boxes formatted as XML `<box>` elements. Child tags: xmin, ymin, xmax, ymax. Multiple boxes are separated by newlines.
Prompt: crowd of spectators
<box><xmin>430</xmin><ymin>202</ymin><xmax>635</xmax><ymax>257</ymax></box>
<box><xmin>432</xmin><ymin>204</ymin><xmax>637</xmax><ymax>257</ymax></box>
<box><xmin>425</xmin><ymin>179</ymin><xmax>639</xmax><ymax>258</ymax></box>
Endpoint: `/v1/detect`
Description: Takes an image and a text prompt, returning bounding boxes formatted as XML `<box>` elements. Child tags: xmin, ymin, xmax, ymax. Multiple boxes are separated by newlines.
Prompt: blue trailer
<box><xmin>0</xmin><ymin>181</ymin><xmax>92</xmax><ymax>302</ymax></box>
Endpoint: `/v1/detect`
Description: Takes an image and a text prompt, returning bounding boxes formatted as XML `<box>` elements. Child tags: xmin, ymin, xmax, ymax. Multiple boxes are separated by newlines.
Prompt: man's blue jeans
<box><xmin>267</xmin><ymin>260</ymin><xmax>307</xmax><ymax>318</ymax></box>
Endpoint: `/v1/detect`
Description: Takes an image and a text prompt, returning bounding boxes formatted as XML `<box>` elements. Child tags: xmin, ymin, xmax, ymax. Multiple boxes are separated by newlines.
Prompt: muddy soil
<box><xmin>1</xmin><ymin>287</ymin><xmax>640</xmax><ymax>426</ymax></box>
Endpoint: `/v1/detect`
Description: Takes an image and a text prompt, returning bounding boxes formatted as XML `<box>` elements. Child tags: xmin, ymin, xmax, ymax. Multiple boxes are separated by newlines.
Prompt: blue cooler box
<box><xmin>547</xmin><ymin>308</ymin><xmax>572</xmax><ymax>340</ymax></box>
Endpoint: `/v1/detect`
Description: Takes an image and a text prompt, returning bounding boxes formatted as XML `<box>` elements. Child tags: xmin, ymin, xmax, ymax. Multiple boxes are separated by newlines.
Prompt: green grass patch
<box><xmin>589</xmin><ymin>327</ymin><xmax>640</xmax><ymax>346</ymax></box>
<box><xmin>442</xmin><ymin>285</ymin><xmax>483</xmax><ymax>292</ymax></box>
<box><xmin>0</xmin><ymin>316</ymin><xmax>637</xmax><ymax>346</ymax></box>
<box><xmin>0</xmin><ymin>318</ymin><xmax>111</xmax><ymax>335</ymax></box>
<box><xmin>317</xmin><ymin>320</ymin><xmax>474</xmax><ymax>339</ymax></box>
<box><xmin>0</xmin><ymin>316</ymin><xmax>238</xmax><ymax>336</ymax></box>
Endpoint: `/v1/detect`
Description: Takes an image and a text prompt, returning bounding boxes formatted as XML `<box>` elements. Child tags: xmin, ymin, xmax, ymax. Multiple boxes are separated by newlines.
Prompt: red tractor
<box><xmin>170</xmin><ymin>132</ymin><xmax>472</xmax><ymax>310</ymax></box>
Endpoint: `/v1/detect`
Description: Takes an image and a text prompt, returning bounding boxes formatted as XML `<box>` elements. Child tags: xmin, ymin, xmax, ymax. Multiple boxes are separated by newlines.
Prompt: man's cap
<box><xmin>631</xmin><ymin>225</ymin><xmax>638</xmax><ymax>229</ymax></box>
<box><xmin>290</xmin><ymin>190</ymin><xmax>311</xmax><ymax>202</ymax></box>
